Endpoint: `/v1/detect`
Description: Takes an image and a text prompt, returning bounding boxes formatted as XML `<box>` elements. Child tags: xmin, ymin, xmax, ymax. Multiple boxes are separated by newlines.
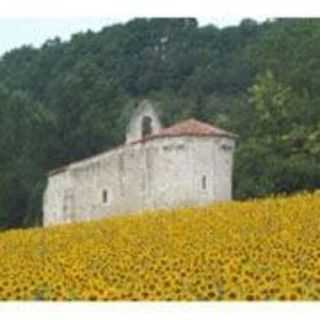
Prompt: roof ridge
<box><xmin>149</xmin><ymin>117</ymin><xmax>237</xmax><ymax>140</ymax></box>
<box><xmin>159</xmin><ymin>117</ymin><xmax>219</xmax><ymax>131</ymax></box>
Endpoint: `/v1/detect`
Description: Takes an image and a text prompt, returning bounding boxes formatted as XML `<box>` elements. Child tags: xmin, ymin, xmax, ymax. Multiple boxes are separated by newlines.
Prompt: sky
<box><xmin>0</xmin><ymin>17</ymin><xmax>267</xmax><ymax>57</ymax></box>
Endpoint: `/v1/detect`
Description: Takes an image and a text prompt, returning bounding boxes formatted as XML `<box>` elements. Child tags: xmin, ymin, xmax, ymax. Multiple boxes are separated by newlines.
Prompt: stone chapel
<box><xmin>43</xmin><ymin>99</ymin><xmax>237</xmax><ymax>226</ymax></box>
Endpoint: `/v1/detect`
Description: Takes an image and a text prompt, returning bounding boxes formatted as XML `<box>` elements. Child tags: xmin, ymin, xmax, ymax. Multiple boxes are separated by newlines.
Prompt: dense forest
<box><xmin>0</xmin><ymin>18</ymin><xmax>319</xmax><ymax>230</ymax></box>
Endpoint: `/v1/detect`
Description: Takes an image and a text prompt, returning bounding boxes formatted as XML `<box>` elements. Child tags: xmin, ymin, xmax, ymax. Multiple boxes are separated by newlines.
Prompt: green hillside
<box><xmin>0</xmin><ymin>18</ymin><xmax>319</xmax><ymax>229</ymax></box>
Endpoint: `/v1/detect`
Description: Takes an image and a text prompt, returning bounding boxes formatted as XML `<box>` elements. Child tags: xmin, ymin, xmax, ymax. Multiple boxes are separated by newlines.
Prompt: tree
<box><xmin>234</xmin><ymin>70</ymin><xmax>320</xmax><ymax>199</ymax></box>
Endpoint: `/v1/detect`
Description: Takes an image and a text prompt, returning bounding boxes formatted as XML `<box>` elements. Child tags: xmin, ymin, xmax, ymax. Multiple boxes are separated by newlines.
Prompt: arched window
<box><xmin>202</xmin><ymin>175</ymin><xmax>207</xmax><ymax>190</ymax></box>
<box><xmin>142</xmin><ymin>116</ymin><xmax>153</xmax><ymax>138</ymax></box>
<box><xmin>102</xmin><ymin>189</ymin><xmax>108</xmax><ymax>204</ymax></box>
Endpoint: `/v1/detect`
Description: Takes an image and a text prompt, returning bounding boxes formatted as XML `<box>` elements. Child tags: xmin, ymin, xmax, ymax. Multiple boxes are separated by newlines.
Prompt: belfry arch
<box><xmin>126</xmin><ymin>100</ymin><xmax>162</xmax><ymax>143</ymax></box>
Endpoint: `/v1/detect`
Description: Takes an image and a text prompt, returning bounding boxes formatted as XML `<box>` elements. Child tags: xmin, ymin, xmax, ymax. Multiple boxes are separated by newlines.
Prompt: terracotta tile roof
<box><xmin>132</xmin><ymin>118</ymin><xmax>237</xmax><ymax>144</ymax></box>
<box><xmin>158</xmin><ymin>118</ymin><xmax>234</xmax><ymax>136</ymax></box>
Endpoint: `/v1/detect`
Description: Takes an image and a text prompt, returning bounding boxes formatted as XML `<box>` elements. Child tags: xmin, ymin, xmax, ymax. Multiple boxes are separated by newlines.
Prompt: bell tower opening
<box><xmin>142</xmin><ymin>116</ymin><xmax>153</xmax><ymax>138</ymax></box>
<box><xmin>125</xmin><ymin>99</ymin><xmax>162</xmax><ymax>144</ymax></box>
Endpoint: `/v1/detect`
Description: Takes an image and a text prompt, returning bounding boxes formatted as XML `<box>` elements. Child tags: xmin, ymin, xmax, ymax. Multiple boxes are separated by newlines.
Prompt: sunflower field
<box><xmin>0</xmin><ymin>191</ymin><xmax>319</xmax><ymax>301</ymax></box>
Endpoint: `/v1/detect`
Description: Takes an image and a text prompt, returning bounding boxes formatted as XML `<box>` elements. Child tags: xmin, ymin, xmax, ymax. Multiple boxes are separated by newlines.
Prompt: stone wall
<box><xmin>43</xmin><ymin>135</ymin><xmax>235</xmax><ymax>226</ymax></box>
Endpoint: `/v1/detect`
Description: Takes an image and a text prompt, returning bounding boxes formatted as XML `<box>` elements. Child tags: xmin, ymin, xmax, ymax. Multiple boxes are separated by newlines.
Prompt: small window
<box><xmin>102</xmin><ymin>189</ymin><xmax>109</xmax><ymax>204</ymax></box>
<box><xmin>221</xmin><ymin>144</ymin><xmax>233</xmax><ymax>151</ymax></box>
<box><xmin>201</xmin><ymin>175</ymin><xmax>207</xmax><ymax>190</ymax></box>
<box><xmin>177</xmin><ymin>144</ymin><xmax>185</xmax><ymax>150</ymax></box>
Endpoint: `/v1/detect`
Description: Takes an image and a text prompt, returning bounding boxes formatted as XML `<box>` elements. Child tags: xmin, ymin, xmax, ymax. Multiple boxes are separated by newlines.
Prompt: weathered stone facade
<box><xmin>43</xmin><ymin>100</ymin><xmax>236</xmax><ymax>226</ymax></box>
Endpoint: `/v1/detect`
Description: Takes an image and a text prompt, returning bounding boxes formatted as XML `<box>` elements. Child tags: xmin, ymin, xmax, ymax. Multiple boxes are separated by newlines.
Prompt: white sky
<box><xmin>0</xmin><ymin>17</ymin><xmax>267</xmax><ymax>57</ymax></box>
<box><xmin>0</xmin><ymin>0</ymin><xmax>317</xmax><ymax>57</ymax></box>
